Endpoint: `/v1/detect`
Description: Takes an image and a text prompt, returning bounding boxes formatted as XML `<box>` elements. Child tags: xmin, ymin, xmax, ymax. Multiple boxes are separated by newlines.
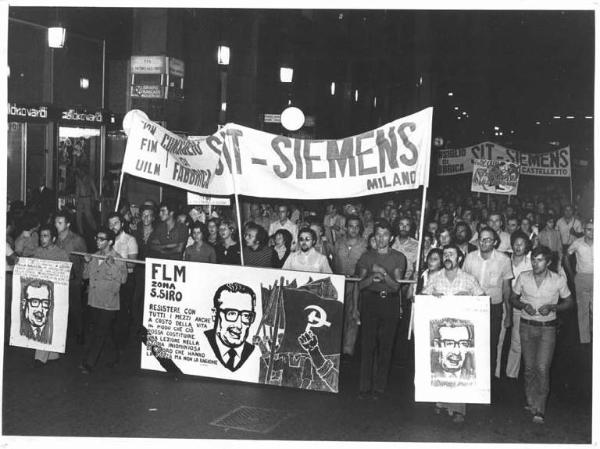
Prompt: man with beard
<box><xmin>282</xmin><ymin>228</ymin><xmax>332</xmax><ymax>273</ymax></box>
<box><xmin>205</xmin><ymin>283</ymin><xmax>257</xmax><ymax>372</ymax></box>
<box><xmin>392</xmin><ymin>217</ymin><xmax>418</xmax><ymax>281</ymax></box>
<box><xmin>453</xmin><ymin>221</ymin><xmax>477</xmax><ymax>263</ymax></box>
<box><xmin>423</xmin><ymin>244</ymin><xmax>484</xmax><ymax>423</ymax></box>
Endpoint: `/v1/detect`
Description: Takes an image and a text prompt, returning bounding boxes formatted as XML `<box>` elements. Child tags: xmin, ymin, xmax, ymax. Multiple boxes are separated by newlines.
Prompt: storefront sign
<box><xmin>264</xmin><ymin>114</ymin><xmax>281</xmax><ymax>123</ymax></box>
<box><xmin>130</xmin><ymin>85</ymin><xmax>166</xmax><ymax>99</ymax></box>
<box><xmin>168</xmin><ymin>57</ymin><xmax>185</xmax><ymax>77</ymax></box>
<box><xmin>437</xmin><ymin>142</ymin><xmax>571</xmax><ymax>178</ymax></box>
<box><xmin>131</xmin><ymin>55</ymin><xmax>168</xmax><ymax>74</ymax></box>
<box><xmin>60</xmin><ymin>108</ymin><xmax>104</xmax><ymax>124</ymax></box>
<box><xmin>186</xmin><ymin>192</ymin><xmax>231</xmax><ymax>206</ymax></box>
<box><xmin>8</xmin><ymin>103</ymin><xmax>49</xmax><ymax>120</ymax></box>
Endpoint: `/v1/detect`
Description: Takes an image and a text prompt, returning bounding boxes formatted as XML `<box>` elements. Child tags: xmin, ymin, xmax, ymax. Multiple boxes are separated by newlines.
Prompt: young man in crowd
<box><xmin>268</xmin><ymin>204</ymin><xmax>298</xmax><ymax>250</ymax></box>
<box><xmin>283</xmin><ymin>227</ymin><xmax>332</xmax><ymax>273</ymax></box>
<box><xmin>31</xmin><ymin>224</ymin><xmax>70</xmax><ymax>366</ymax></box>
<box><xmin>184</xmin><ymin>222</ymin><xmax>217</xmax><ymax>263</ymax></box>
<box><xmin>557</xmin><ymin>205</ymin><xmax>583</xmax><ymax>253</ymax></box>
<box><xmin>80</xmin><ymin>227</ymin><xmax>128</xmax><ymax>374</ymax></box>
<box><xmin>511</xmin><ymin>246</ymin><xmax>573</xmax><ymax>424</ymax></box>
<box><xmin>108</xmin><ymin>212</ymin><xmax>138</xmax><ymax>349</ymax></box>
<box><xmin>147</xmin><ymin>201</ymin><xmax>188</xmax><ymax>260</ymax></box>
<box><xmin>566</xmin><ymin>219</ymin><xmax>593</xmax><ymax>344</ymax></box>
<box><xmin>333</xmin><ymin>215</ymin><xmax>368</xmax><ymax>357</ymax></box>
<box><xmin>54</xmin><ymin>211</ymin><xmax>87</xmax><ymax>345</ymax></box>
<box><xmin>356</xmin><ymin>220</ymin><xmax>406</xmax><ymax>399</ymax></box>
<box><xmin>453</xmin><ymin>221</ymin><xmax>477</xmax><ymax>262</ymax></box>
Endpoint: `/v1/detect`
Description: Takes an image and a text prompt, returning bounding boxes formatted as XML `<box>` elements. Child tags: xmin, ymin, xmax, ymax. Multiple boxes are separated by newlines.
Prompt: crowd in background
<box><xmin>4</xmin><ymin>177</ymin><xmax>594</xmax><ymax>424</ymax></box>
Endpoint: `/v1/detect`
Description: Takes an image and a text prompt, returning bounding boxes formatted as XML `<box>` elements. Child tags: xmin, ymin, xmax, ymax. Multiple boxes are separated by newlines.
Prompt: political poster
<box><xmin>10</xmin><ymin>258</ymin><xmax>72</xmax><ymax>353</ymax></box>
<box><xmin>437</xmin><ymin>142</ymin><xmax>571</xmax><ymax>178</ymax></box>
<box><xmin>122</xmin><ymin>111</ymin><xmax>226</xmax><ymax>195</ymax></box>
<box><xmin>471</xmin><ymin>159</ymin><xmax>520</xmax><ymax>195</ymax></box>
<box><xmin>141</xmin><ymin>259</ymin><xmax>345</xmax><ymax>393</ymax></box>
<box><xmin>414</xmin><ymin>295</ymin><xmax>490</xmax><ymax>404</ymax></box>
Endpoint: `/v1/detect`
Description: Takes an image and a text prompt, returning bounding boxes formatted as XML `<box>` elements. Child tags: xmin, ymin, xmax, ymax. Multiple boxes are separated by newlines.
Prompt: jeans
<box><xmin>520</xmin><ymin>321</ymin><xmax>556</xmax><ymax>414</ymax></box>
<box><xmin>575</xmin><ymin>273</ymin><xmax>593</xmax><ymax>343</ymax></box>
<box><xmin>359</xmin><ymin>291</ymin><xmax>400</xmax><ymax>393</ymax></box>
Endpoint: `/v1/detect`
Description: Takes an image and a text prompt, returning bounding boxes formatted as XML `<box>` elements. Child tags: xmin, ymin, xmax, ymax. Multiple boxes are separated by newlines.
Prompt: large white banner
<box><xmin>414</xmin><ymin>295</ymin><xmax>490</xmax><ymax>404</ymax></box>
<box><xmin>10</xmin><ymin>258</ymin><xmax>72</xmax><ymax>353</ymax></box>
<box><xmin>142</xmin><ymin>259</ymin><xmax>346</xmax><ymax>393</ymax></box>
<box><xmin>124</xmin><ymin>107</ymin><xmax>432</xmax><ymax>199</ymax></box>
<box><xmin>471</xmin><ymin>159</ymin><xmax>520</xmax><ymax>195</ymax></box>
<box><xmin>122</xmin><ymin>112</ymin><xmax>225</xmax><ymax>195</ymax></box>
<box><xmin>437</xmin><ymin>142</ymin><xmax>571</xmax><ymax>177</ymax></box>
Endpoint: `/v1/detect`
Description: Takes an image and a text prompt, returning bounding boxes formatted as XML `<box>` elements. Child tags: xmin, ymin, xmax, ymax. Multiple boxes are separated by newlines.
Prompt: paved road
<box><xmin>2</xmin><ymin>311</ymin><xmax>594</xmax><ymax>443</ymax></box>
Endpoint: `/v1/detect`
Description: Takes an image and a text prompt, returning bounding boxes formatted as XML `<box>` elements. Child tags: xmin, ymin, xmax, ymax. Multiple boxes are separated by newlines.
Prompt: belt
<box><xmin>521</xmin><ymin>318</ymin><xmax>558</xmax><ymax>327</ymax></box>
<box><xmin>366</xmin><ymin>290</ymin><xmax>398</xmax><ymax>299</ymax></box>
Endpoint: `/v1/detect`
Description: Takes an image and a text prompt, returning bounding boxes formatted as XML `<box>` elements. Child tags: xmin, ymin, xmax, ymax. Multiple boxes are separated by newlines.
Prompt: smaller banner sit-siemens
<box><xmin>437</xmin><ymin>142</ymin><xmax>570</xmax><ymax>178</ymax></box>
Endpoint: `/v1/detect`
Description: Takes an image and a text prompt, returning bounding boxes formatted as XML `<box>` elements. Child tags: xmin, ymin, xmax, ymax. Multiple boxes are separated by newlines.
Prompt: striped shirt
<box><xmin>243</xmin><ymin>245</ymin><xmax>275</xmax><ymax>268</ymax></box>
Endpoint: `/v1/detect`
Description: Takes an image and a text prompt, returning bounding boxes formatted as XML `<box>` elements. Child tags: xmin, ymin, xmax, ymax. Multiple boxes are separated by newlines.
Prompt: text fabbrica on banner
<box><xmin>437</xmin><ymin>142</ymin><xmax>571</xmax><ymax>178</ymax></box>
<box><xmin>122</xmin><ymin>111</ymin><xmax>226</xmax><ymax>195</ymax></box>
<box><xmin>414</xmin><ymin>295</ymin><xmax>490</xmax><ymax>404</ymax></box>
<box><xmin>471</xmin><ymin>159</ymin><xmax>520</xmax><ymax>195</ymax></box>
<box><xmin>142</xmin><ymin>259</ymin><xmax>346</xmax><ymax>393</ymax></box>
<box><xmin>10</xmin><ymin>258</ymin><xmax>72</xmax><ymax>353</ymax></box>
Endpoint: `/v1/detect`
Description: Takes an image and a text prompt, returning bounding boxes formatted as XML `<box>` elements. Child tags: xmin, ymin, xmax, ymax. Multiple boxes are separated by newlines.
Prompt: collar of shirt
<box><xmin>215</xmin><ymin>332</ymin><xmax>244</xmax><ymax>363</ymax></box>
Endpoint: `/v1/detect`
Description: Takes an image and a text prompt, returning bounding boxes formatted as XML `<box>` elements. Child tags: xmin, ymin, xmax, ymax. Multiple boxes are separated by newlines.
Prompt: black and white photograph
<box><xmin>1</xmin><ymin>1</ymin><xmax>596</xmax><ymax>446</ymax></box>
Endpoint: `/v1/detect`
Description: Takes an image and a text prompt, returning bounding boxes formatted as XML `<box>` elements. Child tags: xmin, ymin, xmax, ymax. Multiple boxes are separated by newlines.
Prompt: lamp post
<box><xmin>217</xmin><ymin>45</ymin><xmax>230</xmax><ymax>125</ymax></box>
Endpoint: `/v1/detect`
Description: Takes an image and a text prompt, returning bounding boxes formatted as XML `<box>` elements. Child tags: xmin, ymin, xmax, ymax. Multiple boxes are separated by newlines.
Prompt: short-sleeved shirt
<box><xmin>391</xmin><ymin>237</ymin><xmax>419</xmax><ymax>280</ymax></box>
<box><xmin>538</xmin><ymin>228</ymin><xmax>562</xmax><ymax>255</ymax></box>
<box><xmin>32</xmin><ymin>244</ymin><xmax>70</xmax><ymax>262</ymax></box>
<box><xmin>422</xmin><ymin>268</ymin><xmax>484</xmax><ymax>296</ymax></box>
<box><xmin>567</xmin><ymin>237</ymin><xmax>593</xmax><ymax>274</ymax></box>
<box><xmin>463</xmin><ymin>249</ymin><xmax>513</xmax><ymax>304</ymax></box>
<box><xmin>147</xmin><ymin>221</ymin><xmax>188</xmax><ymax>260</ymax></box>
<box><xmin>557</xmin><ymin>217</ymin><xmax>583</xmax><ymax>246</ymax></box>
<box><xmin>114</xmin><ymin>231</ymin><xmax>139</xmax><ymax>273</ymax></box>
<box><xmin>513</xmin><ymin>270</ymin><xmax>571</xmax><ymax>322</ymax></box>
<box><xmin>183</xmin><ymin>243</ymin><xmax>217</xmax><ymax>264</ymax></box>
<box><xmin>333</xmin><ymin>237</ymin><xmax>368</xmax><ymax>276</ymax></box>
<box><xmin>215</xmin><ymin>242</ymin><xmax>241</xmax><ymax>265</ymax></box>
<box><xmin>356</xmin><ymin>248</ymin><xmax>407</xmax><ymax>293</ymax></box>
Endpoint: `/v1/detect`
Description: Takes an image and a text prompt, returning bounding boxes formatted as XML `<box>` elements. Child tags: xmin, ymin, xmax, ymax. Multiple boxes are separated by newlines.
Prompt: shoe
<box><xmin>372</xmin><ymin>390</ymin><xmax>384</xmax><ymax>401</ymax></box>
<box><xmin>452</xmin><ymin>412</ymin><xmax>465</xmax><ymax>424</ymax></box>
<box><xmin>78</xmin><ymin>362</ymin><xmax>92</xmax><ymax>374</ymax></box>
<box><xmin>524</xmin><ymin>405</ymin><xmax>535</xmax><ymax>415</ymax></box>
<box><xmin>532</xmin><ymin>413</ymin><xmax>545</xmax><ymax>424</ymax></box>
<box><xmin>33</xmin><ymin>359</ymin><xmax>45</xmax><ymax>368</ymax></box>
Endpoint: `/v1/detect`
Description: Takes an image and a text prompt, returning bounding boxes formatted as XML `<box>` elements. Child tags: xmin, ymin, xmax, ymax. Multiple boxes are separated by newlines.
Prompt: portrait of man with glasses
<box><xmin>20</xmin><ymin>279</ymin><xmax>54</xmax><ymax>344</ymax></box>
<box><xmin>205</xmin><ymin>282</ymin><xmax>257</xmax><ymax>372</ymax></box>
<box><xmin>430</xmin><ymin>318</ymin><xmax>476</xmax><ymax>385</ymax></box>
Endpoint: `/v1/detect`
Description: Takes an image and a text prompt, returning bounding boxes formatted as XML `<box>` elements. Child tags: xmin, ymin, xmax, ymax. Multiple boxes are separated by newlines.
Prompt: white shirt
<box><xmin>282</xmin><ymin>248</ymin><xmax>332</xmax><ymax>273</ymax></box>
<box><xmin>215</xmin><ymin>332</ymin><xmax>244</xmax><ymax>369</ymax></box>
<box><xmin>568</xmin><ymin>237</ymin><xmax>593</xmax><ymax>274</ymax></box>
<box><xmin>114</xmin><ymin>232</ymin><xmax>138</xmax><ymax>273</ymax></box>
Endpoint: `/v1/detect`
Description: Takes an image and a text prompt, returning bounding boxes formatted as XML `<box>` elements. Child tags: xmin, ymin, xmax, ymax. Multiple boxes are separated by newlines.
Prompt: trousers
<box><xmin>84</xmin><ymin>307</ymin><xmax>118</xmax><ymax>367</ymax></box>
<box><xmin>575</xmin><ymin>272</ymin><xmax>593</xmax><ymax>343</ymax></box>
<box><xmin>342</xmin><ymin>281</ymin><xmax>360</xmax><ymax>355</ymax></box>
<box><xmin>359</xmin><ymin>291</ymin><xmax>400</xmax><ymax>393</ymax></box>
<box><xmin>520</xmin><ymin>321</ymin><xmax>556</xmax><ymax>414</ymax></box>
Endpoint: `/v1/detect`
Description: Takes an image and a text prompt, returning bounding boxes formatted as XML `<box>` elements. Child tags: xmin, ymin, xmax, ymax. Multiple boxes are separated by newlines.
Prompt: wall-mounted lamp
<box><xmin>217</xmin><ymin>45</ymin><xmax>230</xmax><ymax>65</ymax></box>
<box><xmin>280</xmin><ymin>67</ymin><xmax>293</xmax><ymax>83</ymax></box>
<box><xmin>48</xmin><ymin>26</ymin><xmax>66</xmax><ymax>48</ymax></box>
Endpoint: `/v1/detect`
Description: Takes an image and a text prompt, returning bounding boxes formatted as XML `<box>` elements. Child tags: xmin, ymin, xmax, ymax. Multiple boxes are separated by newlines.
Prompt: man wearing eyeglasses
<box><xmin>80</xmin><ymin>227</ymin><xmax>128</xmax><ymax>374</ymax></box>
<box><xmin>432</xmin><ymin>319</ymin><xmax>475</xmax><ymax>381</ymax></box>
<box><xmin>204</xmin><ymin>282</ymin><xmax>257</xmax><ymax>372</ymax></box>
<box><xmin>20</xmin><ymin>280</ymin><xmax>54</xmax><ymax>344</ymax></box>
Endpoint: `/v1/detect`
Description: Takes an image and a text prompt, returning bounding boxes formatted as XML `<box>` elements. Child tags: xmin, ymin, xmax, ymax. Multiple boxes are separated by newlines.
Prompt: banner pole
<box><xmin>223</xmin><ymin>127</ymin><xmax>245</xmax><ymax>266</ymax></box>
<box><xmin>570</xmin><ymin>176</ymin><xmax>574</xmax><ymax>204</ymax></box>
<box><xmin>114</xmin><ymin>171</ymin><xmax>125</xmax><ymax>212</ymax></box>
<box><xmin>409</xmin><ymin>184</ymin><xmax>428</xmax><ymax>340</ymax></box>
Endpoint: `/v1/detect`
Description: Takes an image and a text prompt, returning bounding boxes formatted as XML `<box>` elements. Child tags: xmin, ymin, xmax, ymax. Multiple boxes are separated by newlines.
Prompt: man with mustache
<box><xmin>205</xmin><ymin>282</ymin><xmax>257</xmax><ymax>372</ymax></box>
<box><xmin>422</xmin><ymin>244</ymin><xmax>484</xmax><ymax>423</ymax></box>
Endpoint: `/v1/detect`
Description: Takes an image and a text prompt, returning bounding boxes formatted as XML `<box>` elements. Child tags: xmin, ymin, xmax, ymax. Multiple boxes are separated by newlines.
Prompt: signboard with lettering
<box><xmin>130</xmin><ymin>55</ymin><xmax>168</xmax><ymax>74</ymax></box>
<box><xmin>7</xmin><ymin>103</ymin><xmax>50</xmax><ymax>122</ymax></box>
<box><xmin>142</xmin><ymin>259</ymin><xmax>345</xmax><ymax>393</ymax></box>
<box><xmin>130</xmin><ymin>85</ymin><xmax>166</xmax><ymax>99</ymax></box>
<box><xmin>470</xmin><ymin>159</ymin><xmax>520</xmax><ymax>195</ymax></box>
<box><xmin>437</xmin><ymin>142</ymin><xmax>571</xmax><ymax>178</ymax></box>
<box><xmin>60</xmin><ymin>108</ymin><xmax>104</xmax><ymax>124</ymax></box>
<box><xmin>168</xmin><ymin>57</ymin><xmax>185</xmax><ymax>77</ymax></box>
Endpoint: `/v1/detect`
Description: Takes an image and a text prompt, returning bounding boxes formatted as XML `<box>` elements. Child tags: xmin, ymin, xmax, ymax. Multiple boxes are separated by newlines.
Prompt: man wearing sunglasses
<box><xmin>20</xmin><ymin>280</ymin><xmax>54</xmax><ymax>344</ymax></box>
<box><xmin>205</xmin><ymin>282</ymin><xmax>257</xmax><ymax>372</ymax></box>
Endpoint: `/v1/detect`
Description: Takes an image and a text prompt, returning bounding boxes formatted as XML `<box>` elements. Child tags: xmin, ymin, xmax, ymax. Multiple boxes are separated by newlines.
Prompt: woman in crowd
<box><xmin>215</xmin><ymin>219</ymin><xmax>241</xmax><ymax>265</ymax></box>
<box><xmin>417</xmin><ymin>247</ymin><xmax>444</xmax><ymax>294</ymax></box>
<box><xmin>206</xmin><ymin>217</ymin><xmax>221</xmax><ymax>247</ymax></box>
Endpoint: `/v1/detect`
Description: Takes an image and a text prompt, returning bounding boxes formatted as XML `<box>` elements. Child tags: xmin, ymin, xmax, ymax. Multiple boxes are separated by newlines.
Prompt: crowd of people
<box><xmin>4</xmin><ymin>179</ymin><xmax>594</xmax><ymax>426</ymax></box>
